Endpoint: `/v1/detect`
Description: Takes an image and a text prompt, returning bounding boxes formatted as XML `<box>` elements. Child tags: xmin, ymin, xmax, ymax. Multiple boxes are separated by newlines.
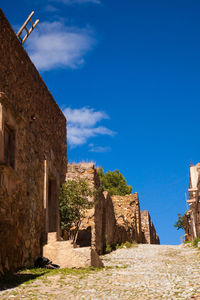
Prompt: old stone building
<box><xmin>65</xmin><ymin>163</ymin><xmax>159</xmax><ymax>252</ymax></box>
<box><xmin>141</xmin><ymin>210</ymin><xmax>160</xmax><ymax>244</ymax></box>
<box><xmin>0</xmin><ymin>9</ymin><xmax>67</xmax><ymax>274</ymax></box>
<box><xmin>185</xmin><ymin>163</ymin><xmax>200</xmax><ymax>241</ymax></box>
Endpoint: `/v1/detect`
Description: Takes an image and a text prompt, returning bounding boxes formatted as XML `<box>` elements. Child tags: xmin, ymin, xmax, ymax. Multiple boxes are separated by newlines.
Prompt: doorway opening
<box><xmin>48</xmin><ymin>178</ymin><xmax>57</xmax><ymax>232</ymax></box>
<box><xmin>76</xmin><ymin>227</ymin><xmax>92</xmax><ymax>247</ymax></box>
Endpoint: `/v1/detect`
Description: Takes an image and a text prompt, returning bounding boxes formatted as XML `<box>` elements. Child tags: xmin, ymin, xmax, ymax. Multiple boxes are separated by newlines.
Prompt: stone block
<box><xmin>43</xmin><ymin>239</ymin><xmax>103</xmax><ymax>268</ymax></box>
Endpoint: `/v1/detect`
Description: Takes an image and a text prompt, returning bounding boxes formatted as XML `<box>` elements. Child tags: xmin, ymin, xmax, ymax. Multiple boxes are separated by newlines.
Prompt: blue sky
<box><xmin>2</xmin><ymin>0</ymin><xmax>200</xmax><ymax>244</ymax></box>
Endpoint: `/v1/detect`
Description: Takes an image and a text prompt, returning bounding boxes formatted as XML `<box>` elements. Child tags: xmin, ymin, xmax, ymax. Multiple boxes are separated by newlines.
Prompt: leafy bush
<box><xmin>192</xmin><ymin>238</ymin><xmax>200</xmax><ymax>248</ymax></box>
<box><xmin>116</xmin><ymin>241</ymin><xmax>137</xmax><ymax>249</ymax></box>
<box><xmin>174</xmin><ymin>213</ymin><xmax>187</xmax><ymax>230</ymax></box>
<box><xmin>105</xmin><ymin>235</ymin><xmax>112</xmax><ymax>253</ymax></box>
<box><xmin>105</xmin><ymin>243</ymin><xmax>112</xmax><ymax>254</ymax></box>
<box><xmin>123</xmin><ymin>241</ymin><xmax>133</xmax><ymax>248</ymax></box>
<box><xmin>115</xmin><ymin>243</ymin><xmax>121</xmax><ymax>250</ymax></box>
<box><xmin>59</xmin><ymin>179</ymin><xmax>93</xmax><ymax>243</ymax></box>
<box><xmin>98</xmin><ymin>167</ymin><xmax>132</xmax><ymax>196</ymax></box>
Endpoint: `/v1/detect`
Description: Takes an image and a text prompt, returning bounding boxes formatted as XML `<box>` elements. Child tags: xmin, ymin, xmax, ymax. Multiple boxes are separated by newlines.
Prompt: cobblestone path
<box><xmin>1</xmin><ymin>244</ymin><xmax>200</xmax><ymax>299</ymax></box>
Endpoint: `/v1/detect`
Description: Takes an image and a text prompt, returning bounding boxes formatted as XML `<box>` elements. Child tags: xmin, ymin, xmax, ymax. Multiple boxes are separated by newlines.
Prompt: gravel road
<box><xmin>1</xmin><ymin>244</ymin><xmax>200</xmax><ymax>299</ymax></box>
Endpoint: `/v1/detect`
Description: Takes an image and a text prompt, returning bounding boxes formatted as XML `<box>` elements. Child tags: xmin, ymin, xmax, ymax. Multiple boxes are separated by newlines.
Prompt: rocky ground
<box><xmin>0</xmin><ymin>244</ymin><xmax>200</xmax><ymax>299</ymax></box>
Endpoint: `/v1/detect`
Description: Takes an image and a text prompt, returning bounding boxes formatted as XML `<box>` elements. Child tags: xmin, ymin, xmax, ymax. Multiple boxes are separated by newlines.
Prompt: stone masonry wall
<box><xmin>111</xmin><ymin>194</ymin><xmax>143</xmax><ymax>245</ymax></box>
<box><xmin>185</xmin><ymin>164</ymin><xmax>200</xmax><ymax>241</ymax></box>
<box><xmin>0</xmin><ymin>9</ymin><xmax>67</xmax><ymax>274</ymax></box>
<box><xmin>103</xmin><ymin>191</ymin><xmax>116</xmax><ymax>248</ymax></box>
<box><xmin>185</xmin><ymin>202</ymin><xmax>200</xmax><ymax>241</ymax></box>
<box><xmin>65</xmin><ymin>164</ymin><xmax>144</xmax><ymax>253</ymax></box>
<box><xmin>66</xmin><ymin>163</ymin><xmax>104</xmax><ymax>254</ymax></box>
<box><xmin>141</xmin><ymin>210</ymin><xmax>160</xmax><ymax>244</ymax></box>
<box><xmin>66</xmin><ymin>163</ymin><xmax>160</xmax><ymax>253</ymax></box>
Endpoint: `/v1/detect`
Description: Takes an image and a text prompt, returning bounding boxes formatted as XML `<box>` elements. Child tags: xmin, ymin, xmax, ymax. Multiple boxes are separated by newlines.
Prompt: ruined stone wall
<box><xmin>66</xmin><ymin>163</ymin><xmax>160</xmax><ymax>252</ymax></box>
<box><xmin>66</xmin><ymin>163</ymin><xmax>104</xmax><ymax>254</ymax></box>
<box><xmin>184</xmin><ymin>164</ymin><xmax>200</xmax><ymax>241</ymax></box>
<box><xmin>0</xmin><ymin>9</ymin><xmax>67</xmax><ymax>274</ymax></box>
<box><xmin>111</xmin><ymin>194</ymin><xmax>143</xmax><ymax>244</ymax></box>
<box><xmin>185</xmin><ymin>206</ymin><xmax>200</xmax><ymax>242</ymax></box>
<box><xmin>65</xmin><ymin>164</ymin><xmax>144</xmax><ymax>252</ymax></box>
<box><xmin>103</xmin><ymin>191</ymin><xmax>116</xmax><ymax>248</ymax></box>
<box><xmin>141</xmin><ymin>210</ymin><xmax>160</xmax><ymax>244</ymax></box>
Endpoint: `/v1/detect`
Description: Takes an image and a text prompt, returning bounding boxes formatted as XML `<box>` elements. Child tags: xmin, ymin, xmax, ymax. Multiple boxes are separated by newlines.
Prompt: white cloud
<box><xmin>89</xmin><ymin>145</ymin><xmax>111</xmax><ymax>153</ymax></box>
<box><xmin>53</xmin><ymin>0</ymin><xmax>101</xmax><ymax>5</ymax></box>
<box><xmin>25</xmin><ymin>21</ymin><xmax>95</xmax><ymax>71</ymax></box>
<box><xmin>44</xmin><ymin>5</ymin><xmax>60</xmax><ymax>12</ymax></box>
<box><xmin>65</xmin><ymin>107</ymin><xmax>109</xmax><ymax>127</ymax></box>
<box><xmin>63</xmin><ymin>107</ymin><xmax>115</xmax><ymax>147</ymax></box>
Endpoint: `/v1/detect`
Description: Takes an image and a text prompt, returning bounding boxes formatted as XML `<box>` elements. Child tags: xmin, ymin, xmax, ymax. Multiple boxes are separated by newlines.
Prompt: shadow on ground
<box><xmin>0</xmin><ymin>272</ymin><xmax>45</xmax><ymax>291</ymax></box>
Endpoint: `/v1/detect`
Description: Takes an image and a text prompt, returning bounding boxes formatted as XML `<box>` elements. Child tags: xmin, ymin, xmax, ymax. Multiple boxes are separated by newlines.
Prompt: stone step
<box><xmin>44</xmin><ymin>239</ymin><xmax>76</xmax><ymax>260</ymax></box>
<box><xmin>43</xmin><ymin>241</ymin><xmax>103</xmax><ymax>268</ymax></box>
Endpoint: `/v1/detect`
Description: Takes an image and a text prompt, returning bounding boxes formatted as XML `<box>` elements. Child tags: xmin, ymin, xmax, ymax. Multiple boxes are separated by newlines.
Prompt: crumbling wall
<box><xmin>111</xmin><ymin>194</ymin><xmax>143</xmax><ymax>244</ymax></box>
<box><xmin>103</xmin><ymin>191</ymin><xmax>116</xmax><ymax>248</ymax></box>
<box><xmin>65</xmin><ymin>164</ymin><xmax>144</xmax><ymax>253</ymax></box>
<box><xmin>65</xmin><ymin>163</ymin><xmax>160</xmax><ymax>253</ymax></box>
<box><xmin>66</xmin><ymin>163</ymin><xmax>105</xmax><ymax>254</ymax></box>
<box><xmin>185</xmin><ymin>202</ymin><xmax>200</xmax><ymax>241</ymax></box>
<box><xmin>141</xmin><ymin>210</ymin><xmax>160</xmax><ymax>244</ymax></box>
<box><xmin>0</xmin><ymin>9</ymin><xmax>67</xmax><ymax>274</ymax></box>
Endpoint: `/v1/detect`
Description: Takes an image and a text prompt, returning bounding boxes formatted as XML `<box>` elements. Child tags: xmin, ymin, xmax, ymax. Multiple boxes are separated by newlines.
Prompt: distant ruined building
<box><xmin>111</xmin><ymin>193</ymin><xmax>142</xmax><ymax>245</ymax></box>
<box><xmin>141</xmin><ymin>210</ymin><xmax>160</xmax><ymax>244</ymax></box>
<box><xmin>0</xmin><ymin>9</ymin><xmax>67</xmax><ymax>274</ymax></box>
<box><xmin>65</xmin><ymin>163</ymin><xmax>160</xmax><ymax>253</ymax></box>
<box><xmin>185</xmin><ymin>163</ymin><xmax>200</xmax><ymax>241</ymax></box>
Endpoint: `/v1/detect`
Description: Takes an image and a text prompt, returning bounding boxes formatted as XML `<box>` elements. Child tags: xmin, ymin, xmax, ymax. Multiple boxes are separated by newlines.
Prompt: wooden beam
<box><xmin>188</xmin><ymin>188</ymin><xmax>198</xmax><ymax>192</ymax></box>
<box><xmin>187</xmin><ymin>198</ymin><xmax>197</xmax><ymax>203</ymax></box>
<box><xmin>16</xmin><ymin>11</ymin><xmax>39</xmax><ymax>45</ymax></box>
<box><xmin>16</xmin><ymin>11</ymin><xmax>35</xmax><ymax>38</ymax></box>
<box><xmin>21</xmin><ymin>20</ymin><xmax>39</xmax><ymax>44</ymax></box>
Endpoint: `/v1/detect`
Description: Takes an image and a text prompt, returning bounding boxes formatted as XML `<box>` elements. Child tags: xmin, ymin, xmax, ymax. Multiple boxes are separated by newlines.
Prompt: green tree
<box><xmin>98</xmin><ymin>167</ymin><xmax>132</xmax><ymax>196</ymax></box>
<box><xmin>59</xmin><ymin>179</ymin><xmax>93</xmax><ymax>243</ymax></box>
<box><xmin>174</xmin><ymin>213</ymin><xmax>187</xmax><ymax>230</ymax></box>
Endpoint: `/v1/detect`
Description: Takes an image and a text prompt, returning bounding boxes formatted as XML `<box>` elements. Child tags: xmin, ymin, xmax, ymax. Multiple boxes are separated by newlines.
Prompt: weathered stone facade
<box><xmin>65</xmin><ymin>163</ymin><xmax>159</xmax><ymax>252</ymax></box>
<box><xmin>66</xmin><ymin>163</ymin><xmax>105</xmax><ymax>254</ymax></box>
<box><xmin>0</xmin><ymin>9</ymin><xmax>67</xmax><ymax>274</ymax></box>
<box><xmin>141</xmin><ymin>210</ymin><xmax>160</xmax><ymax>244</ymax></box>
<box><xmin>185</xmin><ymin>164</ymin><xmax>200</xmax><ymax>241</ymax></box>
<box><xmin>111</xmin><ymin>194</ymin><xmax>143</xmax><ymax>244</ymax></box>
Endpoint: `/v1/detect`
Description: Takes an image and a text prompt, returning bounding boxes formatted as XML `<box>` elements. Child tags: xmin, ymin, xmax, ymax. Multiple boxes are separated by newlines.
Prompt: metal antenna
<box><xmin>16</xmin><ymin>11</ymin><xmax>39</xmax><ymax>45</ymax></box>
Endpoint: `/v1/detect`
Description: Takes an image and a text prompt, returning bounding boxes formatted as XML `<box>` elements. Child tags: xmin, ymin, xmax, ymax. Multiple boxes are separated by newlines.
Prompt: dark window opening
<box><xmin>4</xmin><ymin>125</ymin><xmax>15</xmax><ymax>168</ymax></box>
